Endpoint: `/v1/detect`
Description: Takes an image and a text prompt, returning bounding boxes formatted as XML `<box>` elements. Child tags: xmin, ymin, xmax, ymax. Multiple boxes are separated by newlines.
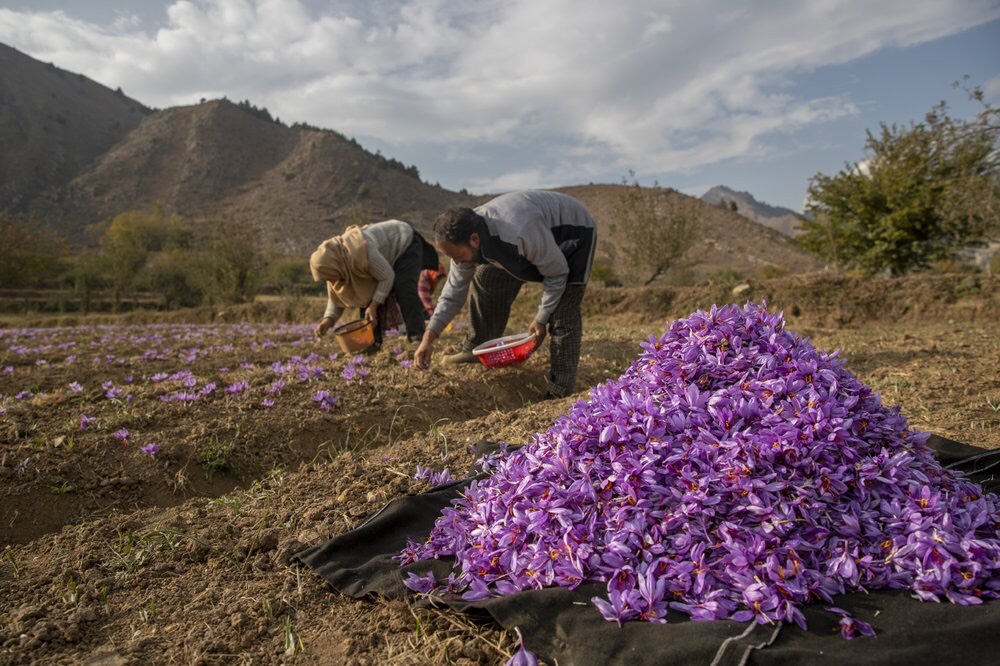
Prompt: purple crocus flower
<box><xmin>68</xmin><ymin>382</ymin><xmax>83</xmax><ymax>392</ymax></box>
<box><xmin>403</xmin><ymin>571</ymin><xmax>437</xmax><ymax>594</ymax></box>
<box><xmin>79</xmin><ymin>414</ymin><xmax>95</xmax><ymax>430</ymax></box>
<box><xmin>312</xmin><ymin>390</ymin><xmax>339</xmax><ymax>412</ymax></box>
<box><xmin>826</xmin><ymin>607</ymin><xmax>876</xmax><ymax>640</ymax></box>
<box><xmin>506</xmin><ymin>628</ymin><xmax>539</xmax><ymax>666</ymax></box>
<box><xmin>140</xmin><ymin>443</ymin><xmax>161</xmax><ymax>457</ymax></box>
<box><xmin>414</xmin><ymin>466</ymin><xmax>453</xmax><ymax>486</ymax></box>
<box><xmin>112</xmin><ymin>428</ymin><xmax>129</xmax><ymax>443</ymax></box>
<box><xmin>395</xmin><ymin>302</ymin><xmax>1000</xmax><ymax>639</ymax></box>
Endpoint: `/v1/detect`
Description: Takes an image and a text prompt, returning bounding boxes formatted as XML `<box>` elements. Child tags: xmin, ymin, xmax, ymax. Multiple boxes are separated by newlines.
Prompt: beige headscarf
<box><xmin>309</xmin><ymin>226</ymin><xmax>377</xmax><ymax>308</ymax></box>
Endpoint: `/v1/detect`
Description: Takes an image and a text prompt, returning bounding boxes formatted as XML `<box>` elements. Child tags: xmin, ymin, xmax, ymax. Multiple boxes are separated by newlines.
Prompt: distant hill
<box><xmin>32</xmin><ymin>98</ymin><xmax>476</xmax><ymax>253</ymax></box>
<box><xmin>560</xmin><ymin>184</ymin><xmax>819</xmax><ymax>281</ymax></box>
<box><xmin>2</xmin><ymin>42</ymin><xmax>819</xmax><ymax>278</ymax></box>
<box><xmin>701</xmin><ymin>185</ymin><xmax>805</xmax><ymax>237</ymax></box>
<box><xmin>0</xmin><ymin>43</ymin><xmax>151</xmax><ymax>212</ymax></box>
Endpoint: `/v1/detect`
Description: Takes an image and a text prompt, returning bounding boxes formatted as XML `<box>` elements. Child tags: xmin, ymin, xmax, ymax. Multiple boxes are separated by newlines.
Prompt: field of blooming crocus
<box><xmin>0</xmin><ymin>317</ymin><xmax>584</xmax><ymax>547</ymax></box>
<box><xmin>1</xmin><ymin>278</ymin><xmax>998</xmax><ymax>665</ymax></box>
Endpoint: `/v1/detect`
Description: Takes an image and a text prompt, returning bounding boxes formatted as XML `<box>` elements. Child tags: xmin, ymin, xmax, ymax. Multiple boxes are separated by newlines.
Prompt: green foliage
<box><xmin>800</xmin><ymin>84</ymin><xmax>999</xmax><ymax>275</ymax></box>
<box><xmin>952</xmin><ymin>276</ymin><xmax>981</xmax><ymax>298</ymax></box>
<box><xmin>94</xmin><ymin>207</ymin><xmax>192</xmax><ymax>310</ymax></box>
<box><xmin>267</xmin><ymin>255</ymin><xmax>315</xmax><ymax>297</ymax></box>
<box><xmin>70</xmin><ymin>252</ymin><xmax>109</xmax><ymax>314</ymax></box>
<box><xmin>199</xmin><ymin>221</ymin><xmax>262</xmax><ymax>305</ymax></box>
<box><xmin>142</xmin><ymin>250</ymin><xmax>206</xmax><ymax>309</ymax></box>
<box><xmin>197</xmin><ymin>436</ymin><xmax>236</xmax><ymax>480</ymax></box>
<box><xmin>236</xmin><ymin>99</ymin><xmax>280</xmax><ymax>125</ymax></box>
<box><xmin>0</xmin><ymin>214</ymin><xmax>68</xmax><ymax>288</ymax></box>
<box><xmin>609</xmin><ymin>173</ymin><xmax>698</xmax><ymax>286</ymax></box>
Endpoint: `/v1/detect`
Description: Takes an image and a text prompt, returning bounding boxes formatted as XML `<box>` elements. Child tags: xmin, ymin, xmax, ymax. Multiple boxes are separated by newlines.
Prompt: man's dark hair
<box><xmin>434</xmin><ymin>208</ymin><xmax>482</xmax><ymax>245</ymax></box>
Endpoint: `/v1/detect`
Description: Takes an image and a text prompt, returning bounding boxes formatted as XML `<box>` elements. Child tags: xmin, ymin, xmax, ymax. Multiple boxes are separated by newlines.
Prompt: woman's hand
<box><xmin>364</xmin><ymin>303</ymin><xmax>379</xmax><ymax>323</ymax></box>
<box><xmin>314</xmin><ymin>317</ymin><xmax>335</xmax><ymax>338</ymax></box>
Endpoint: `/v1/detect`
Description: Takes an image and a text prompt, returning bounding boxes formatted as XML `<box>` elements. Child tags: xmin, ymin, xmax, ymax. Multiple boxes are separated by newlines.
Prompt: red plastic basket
<box><xmin>472</xmin><ymin>333</ymin><xmax>538</xmax><ymax>368</ymax></box>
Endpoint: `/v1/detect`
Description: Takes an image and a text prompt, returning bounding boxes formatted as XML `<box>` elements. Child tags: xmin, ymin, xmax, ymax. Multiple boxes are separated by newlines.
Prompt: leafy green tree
<box><xmin>95</xmin><ymin>208</ymin><xmax>192</xmax><ymax>310</ymax></box>
<box><xmin>199</xmin><ymin>221</ymin><xmax>263</xmax><ymax>304</ymax></box>
<box><xmin>267</xmin><ymin>255</ymin><xmax>315</xmax><ymax>298</ymax></box>
<box><xmin>800</xmin><ymin>86</ymin><xmax>999</xmax><ymax>275</ymax></box>
<box><xmin>0</xmin><ymin>214</ymin><xmax>67</xmax><ymax>288</ymax></box>
<box><xmin>70</xmin><ymin>252</ymin><xmax>109</xmax><ymax>314</ymax></box>
<box><xmin>143</xmin><ymin>250</ymin><xmax>206</xmax><ymax>309</ymax></box>
<box><xmin>609</xmin><ymin>174</ymin><xmax>697</xmax><ymax>286</ymax></box>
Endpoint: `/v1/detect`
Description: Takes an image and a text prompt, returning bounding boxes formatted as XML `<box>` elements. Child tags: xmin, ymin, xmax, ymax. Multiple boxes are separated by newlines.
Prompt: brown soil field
<box><xmin>1</xmin><ymin>274</ymin><xmax>998</xmax><ymax>664</ymax></box>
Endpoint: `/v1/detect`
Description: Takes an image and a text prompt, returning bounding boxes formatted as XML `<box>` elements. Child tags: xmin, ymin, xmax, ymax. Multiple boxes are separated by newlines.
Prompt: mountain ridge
<box><xmin>701</xmin><ymin>185</ymin><xmax>804</xmax><ymax>236</ymax></box>
<box><xmin>3</xmin><ymin>42</ymin><xmax>819</xmax><ymax>279</ymax></box>
<box><xmin>0</xmin><ymin>43</ymin><xmax>151</xmax><ymax>212</ymax></box>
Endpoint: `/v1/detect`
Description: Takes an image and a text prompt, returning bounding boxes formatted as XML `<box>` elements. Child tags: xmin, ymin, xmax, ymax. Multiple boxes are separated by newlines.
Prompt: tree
<box><xmin>800</xmin><ymin>85</ymin><xmax>999</xmax><ymax>275</ymax></box>
<box><xmin>95</xmin><ymin>208</ymin><xmax>191</xmax><ymax>310</ymax></box>
<box><xmin>70</xmin><ymin>252</ymin><xmax>109</xmax><ymax>315</ymax></box>
<box><xmin>0</xmin><ymin>214</ymin><xmax>67</xmax><ymax>288</ymax></box>
<box><xmin>267</xmin><ymin>255</ymin><xmax>314</xmax><ymax>298</ymax></box>
<box><xmin>199</xmin><ymin>221</ymin><xmax>263</xmax><ymax>304</ymax></box>
<box><xmin>609</xmin><ymin>174</ymin><xmax>697</xmax><ymax>286</ymax></box>
<box><xmin>143</xmin><ymin>250</ymin><xmax>206</xmax><ymax>309</ymax></box>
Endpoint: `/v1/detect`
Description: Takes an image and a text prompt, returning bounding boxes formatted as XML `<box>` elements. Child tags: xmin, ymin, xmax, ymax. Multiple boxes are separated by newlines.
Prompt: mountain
<box><xmin>701</xmin><ymin>185</ymin><xmax>805</xmax><ymax>237</ymax></box>
<box><xmin>2</xmin><ymin>42</ymin><xmax>818</xmax><ymax>277</ymax></box>
<box><xmin>560</xmin><ymin>184</ymin><xmax>819</xmax><ymax>280</ymax></box>
<box><xmin>0</xmin><ymin>43</ymin><xmax>151</xmax><ymax>212</ymax></box>
<box><xmin>32</xmin><ymin>99</ymin><xmax>475</xmax><ymax>253</ymax></box>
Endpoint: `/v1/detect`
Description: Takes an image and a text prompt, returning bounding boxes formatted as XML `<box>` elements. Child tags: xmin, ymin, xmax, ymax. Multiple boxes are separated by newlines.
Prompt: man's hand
<box><xmin>314</xmin><ymin>317</ymin><xmax>335</xmax><ymax>338</ymax></box>
<box><xmin>364</xmin><ymin>303</ymin><xmax>379</xmax><ymax>323</ymax></box>
<box><xmin>414</xmin><ymin>330</ymin><xmax>438</xmax><ymax>369</ymax></box>
<box><xmin>529</xmin><ymin>319</ymin><xmax>547</xmax><ymax>345</ymax></box>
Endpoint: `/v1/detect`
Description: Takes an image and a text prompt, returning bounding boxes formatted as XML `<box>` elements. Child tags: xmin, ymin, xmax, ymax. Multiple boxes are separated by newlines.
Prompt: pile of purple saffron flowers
<box><xmin>399</xmin><ymin>302</ymin><xmax>1000</xmax><ymax>634</ymax></box>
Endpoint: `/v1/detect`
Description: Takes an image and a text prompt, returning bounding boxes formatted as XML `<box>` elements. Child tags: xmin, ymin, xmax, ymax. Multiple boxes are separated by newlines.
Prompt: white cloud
<box><xmin>464</xmin><ymin>168</ymin><xmax>551</xmax><ymax>195</ymax></box>
<box><xmin>1</xmin><ymin>0</ymin><xmax>998</xmax><ymax>192</ymax></box>
<box><xmin>984</xmin><ymin>75</ymin><xmax>1000</xmax><ymax>100</ymax></box>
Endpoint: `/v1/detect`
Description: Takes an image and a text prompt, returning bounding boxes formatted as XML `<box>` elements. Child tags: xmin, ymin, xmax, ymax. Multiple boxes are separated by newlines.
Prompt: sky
<box><xmin>1</xmin><ymin>0</ymin><xmax>999</xmax><ymax>212</ymax></box>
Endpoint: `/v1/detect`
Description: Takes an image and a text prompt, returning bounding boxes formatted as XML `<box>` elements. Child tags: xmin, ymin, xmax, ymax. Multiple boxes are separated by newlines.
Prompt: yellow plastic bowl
<box><xmin>333</xmin><ymin>319</ymin><xmax>375</xmax><ymax>353</ymax></box>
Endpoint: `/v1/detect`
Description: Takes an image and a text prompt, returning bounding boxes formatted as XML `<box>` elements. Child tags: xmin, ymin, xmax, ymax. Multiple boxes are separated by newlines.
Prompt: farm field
<box><xmin>1</xmin><ymin>275</ymin><xmax>999</xmax><ymax>664</ymax></box>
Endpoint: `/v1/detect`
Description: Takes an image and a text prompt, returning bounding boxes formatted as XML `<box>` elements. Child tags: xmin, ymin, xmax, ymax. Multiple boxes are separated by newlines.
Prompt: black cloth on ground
<box><xmin>294</xmin><ymin>435</ymin><xmax>1000</xmax><ymax>665</ymax></box>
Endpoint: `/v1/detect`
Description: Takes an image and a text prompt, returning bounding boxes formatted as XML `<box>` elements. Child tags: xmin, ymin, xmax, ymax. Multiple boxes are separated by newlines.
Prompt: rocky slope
<box><xmin>0</xmin><ymin>43</ymin><xmax>150</xmax><ymax>212</ymax></box>
<box><xmin>701</xmin><ymin>184</ymin><xmax>805</xmax><ymax>236</ymax></box>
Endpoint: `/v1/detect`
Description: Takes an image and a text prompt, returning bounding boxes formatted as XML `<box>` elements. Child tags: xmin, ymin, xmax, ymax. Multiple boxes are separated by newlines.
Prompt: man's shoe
<box><xmin>442</xmin><ymin>350</ymin><xmax>478</xmax><ymax>365</ymax></box>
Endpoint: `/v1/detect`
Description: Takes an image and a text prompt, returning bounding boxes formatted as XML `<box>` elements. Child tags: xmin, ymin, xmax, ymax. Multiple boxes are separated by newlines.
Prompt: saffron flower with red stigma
<box><xmin>397</xmin><ymin>302</ymin><xmax>1000</xmax><ymax>637</ymax></box>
